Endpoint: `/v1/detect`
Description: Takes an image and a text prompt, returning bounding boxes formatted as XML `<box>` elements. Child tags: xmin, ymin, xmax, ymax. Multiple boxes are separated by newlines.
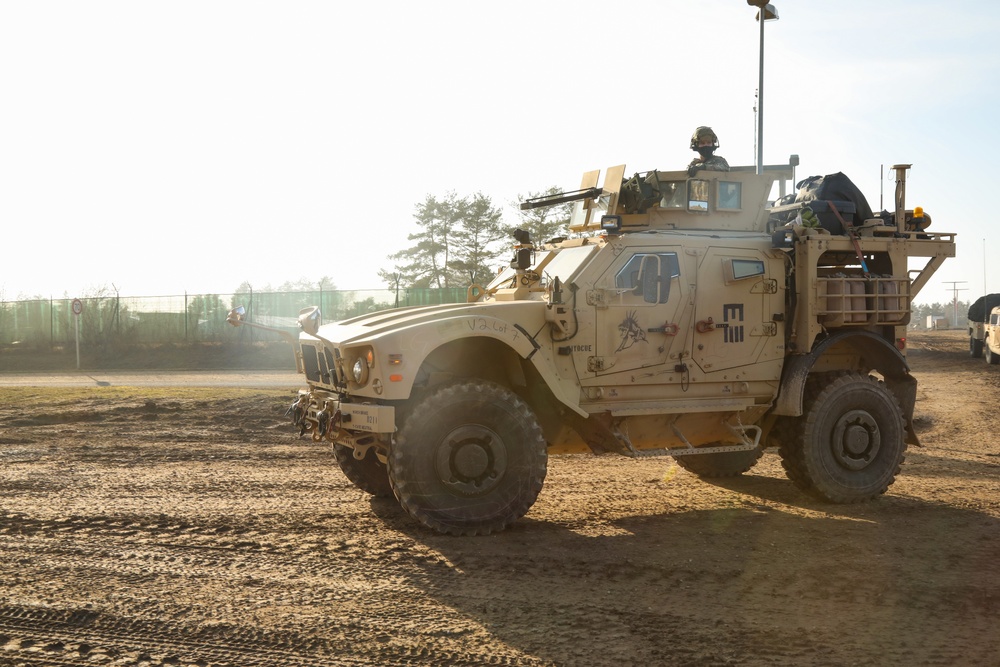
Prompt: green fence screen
<box><xmin>0</xmin><ymin>288</ymin><xmax>468</xmax><ymax>348</ymax></box>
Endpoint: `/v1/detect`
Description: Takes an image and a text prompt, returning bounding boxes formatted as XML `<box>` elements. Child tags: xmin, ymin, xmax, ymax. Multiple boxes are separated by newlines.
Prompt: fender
<box><xmin>772</xmin><ymin>330</ymin><xmax>917</xmax><ymax>441</ymax></box>
<box><xmin>368</xmin><ymin>313</ymin><xmax>588</xmax><ymax>417</ymax></box>
<box><xmin>423</xmin><ymin>321</ymin><xmax>589</xmax><ymax>419</ymax></box>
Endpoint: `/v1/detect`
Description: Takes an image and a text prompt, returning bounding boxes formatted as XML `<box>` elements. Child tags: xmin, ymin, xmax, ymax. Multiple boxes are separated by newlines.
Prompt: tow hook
<box><xmin>315</xmin><ymin>409</ymin><xmax>330</xmax><ymax>440</ymax></box>
<box><xmin>287</xmin><ymin>396</ymin><xmax>307</xmax><ymax>433</ymax></box>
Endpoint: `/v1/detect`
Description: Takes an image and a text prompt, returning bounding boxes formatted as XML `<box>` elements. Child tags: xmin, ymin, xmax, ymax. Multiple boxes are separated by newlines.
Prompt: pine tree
<box><xmin>380</xmin><ymin>192</ymin><xmax>509</xmax><ymax>289</ymax></box>
<box><xmin>450</xmin><ymin>192</ymin><xmax>508</xmax><ymax>286</ymax></box>
<box><xmin>379</xmin><ymin>193</ymin><xmax>460</xmax><ymax>289</ymax></box>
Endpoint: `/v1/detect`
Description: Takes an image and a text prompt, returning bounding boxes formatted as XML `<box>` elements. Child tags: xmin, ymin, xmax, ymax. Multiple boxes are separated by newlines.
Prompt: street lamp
<box><xmin>748</xmin><ymin>1</ymin><xmax>778</xmax><ymax>175</ymax></box>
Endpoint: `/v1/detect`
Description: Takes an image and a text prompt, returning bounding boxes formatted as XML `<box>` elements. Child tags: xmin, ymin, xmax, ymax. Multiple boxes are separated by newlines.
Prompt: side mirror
<box><xmin>298</xmin><ymin>306</ymin><xmax>321</xmax><ymax>336</ymax></box>
<box><xmin>639</xmin><ymin>255</ymin><xmax>661</xmax><ymax>304</ymax></box>
<box><xmin>637</xmin><ymin>255</ymin><xmax>672</xmax><ymax>304</ymax></box>
<box><xmin>226</xmin><ymin>306</ymin><xmax>246</xmax><ymax>327</ymax></box>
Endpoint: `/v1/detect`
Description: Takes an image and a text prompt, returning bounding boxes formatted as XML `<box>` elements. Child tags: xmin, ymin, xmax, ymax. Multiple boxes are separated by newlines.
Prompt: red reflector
<box><xmin>389</xmin><ymin>374</ymin><xmax>403</xmax><ymax>382</ymax></box>
<box><xmin>896</xmin><ymin>338</ymin><xmax>906</xmax><ymax>350</ymax></box>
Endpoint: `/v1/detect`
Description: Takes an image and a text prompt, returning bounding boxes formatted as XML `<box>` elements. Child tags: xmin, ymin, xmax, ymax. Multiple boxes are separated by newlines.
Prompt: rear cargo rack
<box><xmin>816</xmin><ymin>275</ymin><xmax>910</xmax><ymax>327</ymax></box>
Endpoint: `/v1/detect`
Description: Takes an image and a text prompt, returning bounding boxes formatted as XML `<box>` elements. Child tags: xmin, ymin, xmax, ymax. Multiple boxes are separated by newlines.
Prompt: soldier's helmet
<box><xmin>690</xmin><ymin>126</ymin><xmax>720</xmax><ymax>150</ymax></box>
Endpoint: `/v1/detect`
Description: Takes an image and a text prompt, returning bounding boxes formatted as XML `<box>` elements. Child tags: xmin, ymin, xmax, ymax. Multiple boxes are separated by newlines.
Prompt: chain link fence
<box><xmin>0</xmin><ymin>288</ymin><xmax>468</xmax><ymax>348</ymax></box>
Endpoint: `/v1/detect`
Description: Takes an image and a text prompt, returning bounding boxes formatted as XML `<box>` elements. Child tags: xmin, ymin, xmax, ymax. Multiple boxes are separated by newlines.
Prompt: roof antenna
<box><xmin>879</xmin><ymin>164</ymin><xmax>883</xmax><ymax>210</ymax></box>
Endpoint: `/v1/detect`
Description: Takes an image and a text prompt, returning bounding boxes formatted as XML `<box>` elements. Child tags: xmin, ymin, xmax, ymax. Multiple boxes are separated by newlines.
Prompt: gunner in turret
<box><xmin>687</xmin><ymin>126</ymin><xmax>730</xmax><ymax>175</ymax></box>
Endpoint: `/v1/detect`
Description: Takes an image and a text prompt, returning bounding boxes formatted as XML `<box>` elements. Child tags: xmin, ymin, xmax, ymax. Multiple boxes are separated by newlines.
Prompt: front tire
<box><xmin>987</xmin><ymin>344</ymin><xmax>999</xmax><ymax>365</ymax></box>
<box><xmin>389</xmin><ymin>380</ymin><xmax>547</xmax><ymax>536</ymax></box>
<box><xmin>334</xmin><ymin>445</ymin><xmax>393</xmax><ymax>497</ymax></box>
<box><xmin>793</xmin><ymin>373</ymin><xmax>906</xmax><ymax>503</ymax></box>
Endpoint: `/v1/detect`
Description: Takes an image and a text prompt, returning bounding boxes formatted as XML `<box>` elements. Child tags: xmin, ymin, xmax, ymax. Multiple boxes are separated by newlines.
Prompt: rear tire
<box><xmin>794</xmin><ymin>373</ymin><xmax>906</xmax><ymax>503</ymax></box>
<box><xmin>389</xmin><ymin>380</ymin><xmax>547</xmax><ymax>536</ymax></box>
<box><xmin>970</xmin><ymin>337</ymin><xmax>984</xmax><ymax>358</ymax></box>
<box><xmin>776</xmin><ymin>417</ymin><xmax>813</xmax><ymax>492</ymax></box>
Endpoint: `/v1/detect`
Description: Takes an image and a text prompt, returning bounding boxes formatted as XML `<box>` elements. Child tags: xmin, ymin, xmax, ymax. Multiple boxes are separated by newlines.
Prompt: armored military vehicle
<box><xmin>980</xmin><ymin>306</ymin><xmax>1000</xmax><ymax>364</ymax></box>
<box><xmin>967</xmin><ymin>294</ymin><xmax>1000</xmax><ymax>358</ymax></box>
<box><xmin>229</xmin><ymin>160</ymin><xmax>955</xmax><ymax>535</ymax></box>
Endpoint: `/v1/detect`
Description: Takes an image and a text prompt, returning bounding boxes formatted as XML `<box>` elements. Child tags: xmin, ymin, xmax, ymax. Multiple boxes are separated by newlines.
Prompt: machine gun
<box><xmin>519</xmin><ymin>186</ymin><xmax>603</xmax><ymax>211</ymax></box>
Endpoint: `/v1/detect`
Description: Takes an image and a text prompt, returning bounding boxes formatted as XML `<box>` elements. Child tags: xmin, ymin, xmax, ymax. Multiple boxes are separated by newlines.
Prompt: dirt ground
<box><xmin>0</xmin><ymin>328</ymin><xmax>997</xmax><ymax>666</ymax></box>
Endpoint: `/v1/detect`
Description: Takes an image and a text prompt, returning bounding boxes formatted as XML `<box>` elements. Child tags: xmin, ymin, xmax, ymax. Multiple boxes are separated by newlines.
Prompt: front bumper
<box><xmin>291</xmin><ymin>389</ymin><xmax>397</xmax><ymax>442</ymax></box>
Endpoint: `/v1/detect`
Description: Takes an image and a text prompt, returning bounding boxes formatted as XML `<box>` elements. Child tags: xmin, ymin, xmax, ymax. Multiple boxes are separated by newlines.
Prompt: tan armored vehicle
<box><xmin>967</xmin><ymin>294</ymin><xmax>1000</xmax><ymax>358</ymax></box>
<box><xmin>229</xmin><ymin>160</ymin><xmax>955</xmax><ymax>535</ymax></box>
<box><xmin>982</xmin><ymin>306</ymin><xmax>1000</xmax><ymax>364</ymax></box>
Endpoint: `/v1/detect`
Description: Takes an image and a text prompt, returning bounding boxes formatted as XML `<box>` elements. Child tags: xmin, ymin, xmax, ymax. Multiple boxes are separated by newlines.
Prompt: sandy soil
<box><xmin>0</xmin><ymin>329</ymin><xmax>997</xmax><ymax>666</ymax></box>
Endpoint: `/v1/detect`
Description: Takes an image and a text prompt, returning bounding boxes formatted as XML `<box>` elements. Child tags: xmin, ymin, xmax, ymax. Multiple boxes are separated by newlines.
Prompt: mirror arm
<box><xmin>226</xmin><ymin>315</ymin><xmax>298</xmax><ymax>345</ymax></box>
<box><xmin>226</xmin><ymin>307</ymin><xmax>296</xmax><ymax>344</ymax></box>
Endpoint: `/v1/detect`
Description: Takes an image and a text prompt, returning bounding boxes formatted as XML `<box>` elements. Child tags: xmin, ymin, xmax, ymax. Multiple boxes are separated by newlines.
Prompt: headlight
<box><xmin>346</xmin><ymin>347</ymin><xmax>374</xmax><ymax>386</ymax></box>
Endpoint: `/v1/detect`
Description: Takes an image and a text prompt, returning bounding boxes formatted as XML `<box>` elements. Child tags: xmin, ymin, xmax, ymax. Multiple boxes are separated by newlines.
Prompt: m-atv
<box><xmin>229</xmin><ymin>160</ymin><xmax>955</xmax><ymax>535</ymax></box>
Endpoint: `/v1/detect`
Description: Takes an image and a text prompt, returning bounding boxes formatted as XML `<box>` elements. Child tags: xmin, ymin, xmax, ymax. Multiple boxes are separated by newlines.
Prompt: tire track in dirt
<box><xmin>1</xmin><ymin>345</ymin><xmax>998</xmax><ymax>666</ymax></box>
<box><xmin>0</xmin><ymin>604</ymin><xmax>375</xmax><ymax>667</ymax></box>
<box><xmin>0</xmin><ymin>508</ymin><xmax>549</xmax><ymax>666</ymax></box>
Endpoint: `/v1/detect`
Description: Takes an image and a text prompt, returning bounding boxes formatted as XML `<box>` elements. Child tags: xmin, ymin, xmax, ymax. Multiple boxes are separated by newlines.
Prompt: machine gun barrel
<box><xmin>519</xmin><ymin>186</ymin><xmax>602</xmax><ymax>211</ymax></box>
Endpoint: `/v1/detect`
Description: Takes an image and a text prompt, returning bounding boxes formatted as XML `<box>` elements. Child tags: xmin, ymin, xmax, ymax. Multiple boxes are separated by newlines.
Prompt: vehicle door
<box><xmin>689</xmin><ymin>248</ymin><xmax>780</xmax><ymax>374</ymax></box>
<box><xmin>589</xmin><ymin>247</ymin><xmax>689</xmax><ymax>377</ymax></box>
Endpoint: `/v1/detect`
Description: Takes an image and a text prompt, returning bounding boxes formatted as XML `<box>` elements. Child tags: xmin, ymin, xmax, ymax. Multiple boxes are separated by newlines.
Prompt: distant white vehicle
<box><xmin>966</xmin><ymin>294</ymin><xmax>1000</xmax><ymax>357</ymax></box>
<box><xmin>985</xmin><ymin>306</ymin><xmax>1000</xmax><ymax>365</ymax></box>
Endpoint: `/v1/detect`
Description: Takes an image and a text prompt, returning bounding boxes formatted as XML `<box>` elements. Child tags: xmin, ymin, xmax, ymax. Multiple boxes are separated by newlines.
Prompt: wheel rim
<box><xmin>830</xmin><ymin>409</ymin><xmax>881</xmax><ymax>471</ymax></box>
<box><xmin>434</xmin><ymin>424</ymin><xmax>508</xmax><ymax>496</ymax></box>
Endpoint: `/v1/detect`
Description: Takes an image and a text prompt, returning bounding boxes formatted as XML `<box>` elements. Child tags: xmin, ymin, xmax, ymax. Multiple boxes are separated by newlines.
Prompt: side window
<box><xmin>615</xmin><ymin>253</ymin><xmax>680</xmax><ymax>304</ymax></box>
<box><xmin>718</xmin><ymin>181</ymin><xmax>742</xmax><ymax>210</ymax></box>
<box><xmin>659</xmin><ymin>181</ymin><xmax>686</xmax><ymax>209</ymax></box>
<box><xmin>688</xmin><ymin>180</ymin><xmax>710</xmax><ymax>212</ymax></box>
<box><xmin>724</xmin><ymin>258</ymin><xmax>765</xmax><ymax>283</ymax></box>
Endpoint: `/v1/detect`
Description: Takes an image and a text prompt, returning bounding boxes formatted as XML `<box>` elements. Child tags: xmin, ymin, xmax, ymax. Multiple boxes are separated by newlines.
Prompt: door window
<box><xmin>615</xmin><ymin>253</ymin><xmax>680</xmax><ymax>304</ymax></box>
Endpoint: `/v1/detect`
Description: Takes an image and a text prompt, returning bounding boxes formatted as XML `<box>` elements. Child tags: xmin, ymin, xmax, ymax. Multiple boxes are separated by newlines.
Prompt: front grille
<box><xmin>323</xmin><ymin>348</ymin><xmax>339</xmax><ymax>385</ymax></box>
<box><xmin>300</xmin><ymin>342</ymin><xmax>342</xmax><ymax>387</ymax></box>
<box><xmin>301</xmin><ymin>343</ymin><xmax>322</xmax><ymax>383</ymax></box>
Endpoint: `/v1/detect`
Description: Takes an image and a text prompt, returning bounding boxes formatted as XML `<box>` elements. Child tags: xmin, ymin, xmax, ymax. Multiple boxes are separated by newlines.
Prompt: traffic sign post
<box><xmin>72</xmin><ymin>299</ymin><xmax>83</xmax><ymax>369</ymax></box>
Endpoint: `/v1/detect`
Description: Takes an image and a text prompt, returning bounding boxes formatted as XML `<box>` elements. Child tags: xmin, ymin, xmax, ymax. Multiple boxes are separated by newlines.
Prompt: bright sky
<box><xmin>2</xmin><ymin>0</ymin><xmax>999</xmax><ymax>305</ymax></box>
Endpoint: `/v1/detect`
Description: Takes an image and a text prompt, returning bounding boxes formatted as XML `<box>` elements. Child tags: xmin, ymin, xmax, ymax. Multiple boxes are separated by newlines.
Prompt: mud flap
<box><xmin>884</xmin><ymin>373</ymin><xmax>919</xmax><ymax>446</ymax></box>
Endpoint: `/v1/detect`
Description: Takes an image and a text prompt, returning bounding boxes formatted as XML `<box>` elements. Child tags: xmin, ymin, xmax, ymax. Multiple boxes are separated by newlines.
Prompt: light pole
<box><xmin>748</xmin><ymin>1</ymin><xmax>778</xmax><ymax>175</ymax></box>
